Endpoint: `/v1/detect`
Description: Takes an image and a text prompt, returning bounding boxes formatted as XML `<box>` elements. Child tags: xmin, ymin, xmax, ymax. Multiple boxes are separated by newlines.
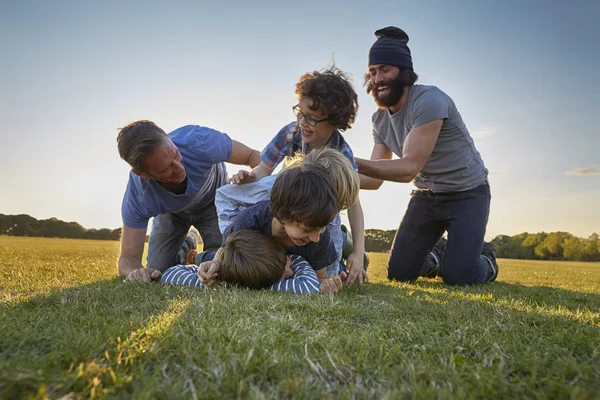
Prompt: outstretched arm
<box><xmin>228</xmin><ymin>140</ymin><xmax>262</xmax><ymax>168</ymax></box>
<box><xmin>119</xmin><ymin>225</ymin><xmax>161</xmax><ymax>282</ymax></box>
<box><xmin>230</xmin><ymin>161</ymin><xmax>274</xmax><ymax>184</ymax></box>
<box><xmin>356</xmin><ymin>120</ymin><xmax>442</xmax><ymax>184</ymax></box>
<box><xmin>345</xmin><ymin>198</ymin><xmax>369</xmax><ymax>287</ymax></box>
<box><xmin>160</xmin><ymin>265</ymin><xmax>203</xmax><ymax>287</ymax></box>
<box><xmin>271</xmin><ymin>257</ymin><xmax>320</xmax><ymax>294</ymax></box>
<box><xmin>358</xmin><ymin>143</ymin><xmax>393</xmax><ymax>190</ymax></box>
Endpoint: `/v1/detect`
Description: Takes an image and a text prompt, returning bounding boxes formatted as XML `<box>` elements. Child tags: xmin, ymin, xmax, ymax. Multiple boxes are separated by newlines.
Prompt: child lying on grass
<box><xmin>161</xmin><ymin>229</ymin><xmax>342</xmax><ymax>294</ymax></box>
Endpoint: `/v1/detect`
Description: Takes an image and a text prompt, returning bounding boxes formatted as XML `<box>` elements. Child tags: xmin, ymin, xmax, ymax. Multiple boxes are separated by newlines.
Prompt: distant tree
<box><xmin>522</xmin><ymin>232</ymin><xmax>547</xmax><ymax>259</ymax></box>
<box><xmin>364</xmin><ymin>229</ymin><xmax>396</xmax><ymax>252</ymax></box>
<box><xmin>563</xmin><ymin>237</ymin><xmax>585</xmax><ymax>261</ymax></box>
<box><xmin>584</xmin><ymin>233</ymin><xmax>599</xmax><ymax>261</ymax></box>
<box><xmin>0</xmin><ymin>213</ymin><xmax>120</xmax><ymax>241</ymax></box>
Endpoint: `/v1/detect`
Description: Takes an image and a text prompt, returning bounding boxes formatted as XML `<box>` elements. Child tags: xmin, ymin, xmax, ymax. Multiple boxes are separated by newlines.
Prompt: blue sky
<box><xmin>1</xmin><ymin>0</ymin><xmax>598</xmax><ymax>240</ymax></box>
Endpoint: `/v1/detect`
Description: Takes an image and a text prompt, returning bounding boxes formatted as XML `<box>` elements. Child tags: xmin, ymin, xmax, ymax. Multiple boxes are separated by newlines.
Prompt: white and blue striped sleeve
<box><xmin>270</xmin><ymin>255</ymin><xmax>320</xmax><ymax>294</ymax></box>
<box><xmin>161</xmin><ymin>265</ymin><xmax>203</xmax><ymax>288</ymax></box>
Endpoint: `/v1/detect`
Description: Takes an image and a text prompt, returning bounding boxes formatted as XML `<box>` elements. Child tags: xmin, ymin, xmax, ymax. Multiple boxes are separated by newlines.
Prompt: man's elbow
<box><xmin>400</xmin><ymin>161</ymin><xmax>422</xmax><ymax>183</ymax></box>
<box><xmin>361</xmin><ymin>179</ymin><xmax>384</xmax><ymax>190</ymax></box>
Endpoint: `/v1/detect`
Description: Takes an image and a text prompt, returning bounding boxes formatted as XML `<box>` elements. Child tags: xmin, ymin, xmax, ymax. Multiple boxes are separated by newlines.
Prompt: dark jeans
<box><xmin>388</xmin><ymin>183</ymin><xmax>494</xmax><ymax>285</ymax></box>
<box><xmin>146</xmin><ymin>203</ymin><xmax>223</xmax><ymax>272</ymax></box>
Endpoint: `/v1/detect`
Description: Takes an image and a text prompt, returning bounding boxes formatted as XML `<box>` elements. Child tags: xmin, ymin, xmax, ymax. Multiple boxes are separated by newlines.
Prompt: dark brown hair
<box><xmin>270</xmin><ymin>162</ymin><xmax>338</xmax><ymax>228</ymax></box>
<box><xmin>117</xmin><ymin>120</ymin><xmax>169</xmax><ymax>172</ymax></box>
<box><xmin>296</xmin><ymin>67</ymin><xmax>358</xmax><ymax>131</ymax></box>
<box><xmin>217</xmin><ymin>230</ymin><xmax>286</xmax><ymax>289</ymax></box>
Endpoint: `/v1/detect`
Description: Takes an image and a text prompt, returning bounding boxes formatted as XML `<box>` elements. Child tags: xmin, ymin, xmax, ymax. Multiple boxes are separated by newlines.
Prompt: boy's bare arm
<box><xmin>346</xmin><ymin>199</ymin><xmax>369</xmax><ymax>287</ymax></box>
<box><xmin>230</xmin><ymin>161</ymin><xmax>274</xmax><ymax>184</ymax></box>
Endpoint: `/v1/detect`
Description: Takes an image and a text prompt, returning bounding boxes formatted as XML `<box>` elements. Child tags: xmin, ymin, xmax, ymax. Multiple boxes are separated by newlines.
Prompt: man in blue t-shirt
<box><xmin>117</xmin><ymin>120</ymin><xmax>261</xmax><ymax>282</ymax></box>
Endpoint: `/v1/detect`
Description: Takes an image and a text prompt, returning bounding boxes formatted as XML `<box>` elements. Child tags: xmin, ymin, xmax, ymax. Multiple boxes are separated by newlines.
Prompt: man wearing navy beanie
<box><xmin>356</xmin><ymin>27</ymin><xmax>499</xmax><ymax>286</ymax></box>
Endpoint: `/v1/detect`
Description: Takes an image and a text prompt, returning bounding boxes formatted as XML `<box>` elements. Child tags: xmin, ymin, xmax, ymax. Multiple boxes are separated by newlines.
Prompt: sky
<box><xmin>1</xmin><ymin>0</ymin><xmax>598</xmax><ymax>240</ymax></box>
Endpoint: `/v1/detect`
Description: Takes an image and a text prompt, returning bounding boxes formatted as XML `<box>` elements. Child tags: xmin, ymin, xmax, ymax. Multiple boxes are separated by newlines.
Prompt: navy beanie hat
<box><xmin>368</xmin><ymin>27</ymin><xmax>413</xmax><ymax>70</ymax></box>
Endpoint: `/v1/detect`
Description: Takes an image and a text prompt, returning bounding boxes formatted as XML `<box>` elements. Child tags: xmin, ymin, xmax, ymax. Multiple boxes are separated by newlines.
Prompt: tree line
<box><xmin>2</xmin><ymin>214</ymin><xmax>599</xmax><ymax>261</ymax></box>
<box><xmin>364</xmin><ymin>229</ymin><xmax>600</xmax><ymax>262</ymax></box>
<box><xmin>0</xmin><ymin>214</ymin><xmax>121</xmax><ymax>241</ymax></box>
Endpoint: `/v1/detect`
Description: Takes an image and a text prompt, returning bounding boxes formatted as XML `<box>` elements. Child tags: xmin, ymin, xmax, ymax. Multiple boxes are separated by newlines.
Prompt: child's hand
<box><xmin>230</xmin><ymin>170</ymin><xmax>257</xmax><ymax>185</ymax></box>
<box><xmin>198</xmin><ymin>260</ymin><xmax>220</xmax><ymax>287</ymax></box>
<box><xmin>345</xmin><ymin>252</ymin><xmax>369</xmax><ymax>287</ymax></box>
<box><xmin>319</xmin><ymin>275</ymin><xmax>343</xmax><ymax>293</ymax></box>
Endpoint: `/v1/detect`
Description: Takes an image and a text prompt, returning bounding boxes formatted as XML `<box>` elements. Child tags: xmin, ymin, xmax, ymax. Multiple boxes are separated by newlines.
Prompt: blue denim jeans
<box><xmin>388</xmin><ymin>183</ymin><xmax>494</xmax><ymax>285</ymax></box>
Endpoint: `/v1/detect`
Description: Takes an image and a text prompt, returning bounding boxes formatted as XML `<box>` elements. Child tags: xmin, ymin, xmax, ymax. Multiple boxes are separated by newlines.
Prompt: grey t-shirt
<box><xmin>372</xmin><ymin>84</ymin><xmax>488</xmax><ymax>193</ymax></box>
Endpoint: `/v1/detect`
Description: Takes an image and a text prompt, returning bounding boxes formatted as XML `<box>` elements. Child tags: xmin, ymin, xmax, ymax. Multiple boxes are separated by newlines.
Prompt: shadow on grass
<box><xmin>0</xmin><ymin>278</ymin><xmax>186</xmax><ymax>398</ymax></box>
<box><xmin>397</xmin><ymin>279</ymin><xmax>600</xmax><ymax>314</ymax></box>
<box><xmin>1</xmin><ymin>277</ymin><xmax>599</xmax><ymax>398</ymax></box>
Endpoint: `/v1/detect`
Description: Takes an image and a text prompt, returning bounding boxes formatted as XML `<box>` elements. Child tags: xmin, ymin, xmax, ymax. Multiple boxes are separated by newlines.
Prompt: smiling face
<box><xmin>294</xmin><ymin>98</ymin><xmax>337</xmax><ymax>146</ymax></box>
<box><xmin>135</xmin><ymin>139</ymin><xmax>186</xmax><ymax>184</ymax></box>
<box><xmin>367</xmin><ymin>64</ymin><xmax>406</xmax><ymax>109</ymax></box>
<box><xmin>281</xmin><ymin>220</ymin><xmax>327</xmax><ymax>246</ymax></box>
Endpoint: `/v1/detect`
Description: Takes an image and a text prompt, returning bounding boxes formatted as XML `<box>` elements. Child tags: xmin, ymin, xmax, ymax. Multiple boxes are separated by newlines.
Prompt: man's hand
<box><xmin>124</xmin><ymin>267</ymin><xmax>161</xmax><ymax>283</ymax></box>
<box><xmin>198</xmin><ymin>260</ymin><xmax>220</xmax><ymax>287</ymax></box>
<box><xmin>319</xmin><ymin>276</ymin><xmax>343</xmax><ymax>293</ymax></box>
<box><xmin>345</xmin><ymin>252</ymin><xmax>369</xmax><ymax>287</ymax></box>
<box><xmin>230</xmin><ymin>170</ymin><xmax>257</xmax><ymax>185</ymax></box>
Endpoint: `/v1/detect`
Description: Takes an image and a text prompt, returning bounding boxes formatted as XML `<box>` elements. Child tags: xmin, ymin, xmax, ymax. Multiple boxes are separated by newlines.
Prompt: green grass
<box><xmin>1</xmin><ymin>236</ymin><xmax>599</xmax><ymax>399</ymax></box>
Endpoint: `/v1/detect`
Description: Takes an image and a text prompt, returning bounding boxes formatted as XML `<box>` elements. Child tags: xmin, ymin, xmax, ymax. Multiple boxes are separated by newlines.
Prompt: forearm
<box><xmin>118</xmin><ymin>255</ymin><xmax>144</xmax><ymax>278</ymax></box>
<box><xmin>161</xmin><ymin>265</ymin><xmax>202</xmax><ymax>287</ymax></box>
<box><xmin>251</xmin><ymin>162</ymin><xmax>274</xmax><ymax>180</ymax></box>
<box><xmin>316</xmin><ymin>268</ymin><xmax>329</xmax><ymax>281</ymax></box>
<box><xmin>271</xmin><ymin>264</ymin><xmax>319</xmax><ymax>294</ymax></box>
<box><xmin>356</xmin><ymin>158</ymin><xmax>418</xmax><ymax>183</ymax></box>
<box><xmin>359</xmin><ymin>173</ymin><xmax>384</xmax><ymax>190</ymax></box>
<box><xmin>347</xmin><ymin>201</ymin><xmax>365</xmax><ymax>255</ymax></box>
<box><xmin>248</xmin><ymin>150</ymin><xmax>262</xmax><ymax>168</ymax></box>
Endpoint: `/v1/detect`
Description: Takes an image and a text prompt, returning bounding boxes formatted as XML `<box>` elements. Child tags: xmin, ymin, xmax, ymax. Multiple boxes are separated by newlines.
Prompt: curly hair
<box><xmin>295</xmin><ymin>67</ymin><xmax>358</xmax><ymax>131</ymax></box>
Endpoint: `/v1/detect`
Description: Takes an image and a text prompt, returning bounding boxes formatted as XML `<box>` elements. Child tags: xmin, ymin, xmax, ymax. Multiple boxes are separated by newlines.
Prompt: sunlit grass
<box><xmin>1</xmin><ymin>237</ymin><xmax>599</xmax><ymax>399</ymax></box>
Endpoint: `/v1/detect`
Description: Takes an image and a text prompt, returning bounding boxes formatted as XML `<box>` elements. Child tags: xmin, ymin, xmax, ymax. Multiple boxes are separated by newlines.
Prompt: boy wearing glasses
<box><xmin>229</xmin><ymin>68</ymin><xmax>369</xmax><ymax>287</ymax></box>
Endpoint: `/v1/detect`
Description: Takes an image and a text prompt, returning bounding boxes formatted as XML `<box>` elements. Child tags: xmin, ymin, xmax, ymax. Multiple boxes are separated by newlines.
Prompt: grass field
<box><xmin>1</xmin><ymin>236</ymin><xmax>599</xmax><ymax>399</ymax></box>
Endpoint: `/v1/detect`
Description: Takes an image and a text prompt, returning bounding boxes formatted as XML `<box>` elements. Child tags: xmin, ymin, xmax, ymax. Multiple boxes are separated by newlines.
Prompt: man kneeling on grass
<box><xmin>161</xmin><ymin>229</ymin><xmax>327</xmax><ymax>294</ymax></box>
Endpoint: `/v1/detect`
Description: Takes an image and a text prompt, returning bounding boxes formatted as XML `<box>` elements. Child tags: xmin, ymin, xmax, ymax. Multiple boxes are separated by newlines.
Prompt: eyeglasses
<box><xmin>292</xmin><ymin>105</ymin><xmax>329</xmax><ymax>127</ymax></box>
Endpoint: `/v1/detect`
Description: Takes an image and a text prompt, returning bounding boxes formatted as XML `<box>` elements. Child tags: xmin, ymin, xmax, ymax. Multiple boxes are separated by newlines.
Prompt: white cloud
<box><xmin>471</xmin><ymin>127</ymin><xmax>497</xmax><ymax>139</ymax></box>
<box><xmin>566</xmin><ymin>166</ymin><xmax>600</xmax><ymax>176</ymax></box>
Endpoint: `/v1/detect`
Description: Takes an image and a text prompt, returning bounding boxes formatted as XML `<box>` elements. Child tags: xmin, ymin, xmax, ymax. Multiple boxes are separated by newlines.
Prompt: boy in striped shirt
<box><xmin>161</xmin><ymin>230</ymin><xmax>325</xmax><ymax>294</ymax></box>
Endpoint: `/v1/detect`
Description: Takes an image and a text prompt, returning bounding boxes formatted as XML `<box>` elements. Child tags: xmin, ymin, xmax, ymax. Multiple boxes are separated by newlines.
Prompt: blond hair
<box><xmin>216</xmin><ymin>230</ymin><xmax>286</xmax><ymax>289</ymax></box>
<box><xmin>285</xmin><ymin>148</ymin><xmax>359</xmax><ymax>211</ymax></box>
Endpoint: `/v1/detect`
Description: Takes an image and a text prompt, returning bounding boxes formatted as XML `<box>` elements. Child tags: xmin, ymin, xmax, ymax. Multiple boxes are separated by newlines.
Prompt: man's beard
<box><xmin>372</xmin><ymin>73</ymin><xmax>406</xmax><ymax>109</ymax></box>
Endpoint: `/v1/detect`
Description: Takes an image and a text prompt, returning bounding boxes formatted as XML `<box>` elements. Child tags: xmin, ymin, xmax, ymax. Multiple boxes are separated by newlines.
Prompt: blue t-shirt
<box><xmin>121</xmin><ymin>125</ymin><xmax>233</xmax><ymax>229</ymax></box>
<box><xmin>223</xmin><ymin>201</ymin><xmax>337</xmax><ymax>271</ymax></box>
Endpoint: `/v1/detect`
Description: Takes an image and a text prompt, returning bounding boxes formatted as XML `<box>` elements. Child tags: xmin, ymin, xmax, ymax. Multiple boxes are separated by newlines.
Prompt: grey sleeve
<box><xmin>372</xmin><ymin>121</ymin><xmax>385</xmax><ymax>145</ymax></box>
<box><xmin>411</xmin><ymin>87</ymin><xmax>450</xmax><ymax>129</ymax></box>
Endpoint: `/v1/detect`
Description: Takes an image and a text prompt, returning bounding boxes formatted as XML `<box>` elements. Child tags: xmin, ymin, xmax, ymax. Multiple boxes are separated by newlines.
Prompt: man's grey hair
<box><xmin>117</xmin><ymin>120</ymin><xmax>169</xmax><ymax>172</ymax></box>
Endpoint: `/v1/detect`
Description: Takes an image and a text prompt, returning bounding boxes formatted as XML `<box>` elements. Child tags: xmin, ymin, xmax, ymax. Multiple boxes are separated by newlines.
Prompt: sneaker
<box><xmin>432</xmin><ymin>237</ymin><xmax>446</xmax><ymax>263</ymax></box>
<box><xmin>188</xmin><ymin>226</ymin><xmax>201</xmax><ymax>247</ymax></box>
<box><xmin>482</xmin><ymin>241</ymin><xmax>499</xmax><ymax>282</ymax></box>
<box><xmin>185</xmin><ymin>249</ymin><xmax>198</xmax><ymax>265</ymax></box>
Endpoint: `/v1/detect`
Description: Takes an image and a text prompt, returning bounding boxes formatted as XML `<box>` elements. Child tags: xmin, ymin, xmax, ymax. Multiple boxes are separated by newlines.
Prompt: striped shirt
<box><xmin>160</xmin><ymin>255</ymin><xmax>319</xmax><ymax>294</ymax></box>
<box><xmin>260</xmin><ymin>121</ymin><xmax>358</xmax><ymax>171</ymax></box>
